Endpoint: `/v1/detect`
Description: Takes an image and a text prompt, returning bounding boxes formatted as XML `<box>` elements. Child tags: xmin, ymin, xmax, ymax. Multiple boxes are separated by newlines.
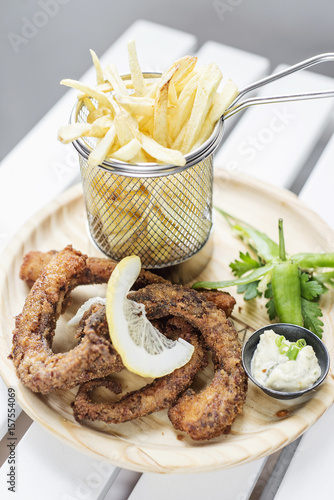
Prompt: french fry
<box><xmin>168</xmin><ymin>90</ymin><xmax>196</xmax><ymax>142</ymax></box>
<box><xmin>172</xmin><ymin>121</ymin><xmax>188</xmax><ymax>150</ymax></box>
<box><xmin>58</xmin><ymin>117</ymin><xmax>113</xmax><ymax>144</ymax></box>
<box><xmin>60</xmin><ymin>47</ymin><xmax>236</xmax><ymax>165</ymax></box>
<box><xmin>113</xmin><ymin>110</ymin><xmax>137</xmax><ymax>146</ymax></box>
<box><xmin>95</xmin><ymin>82</ymin><xmax>113</xmax><ymax>93</ymax></box>
<box><xmin>87</xmin><ymin>125</ymin><xmax>116</xmax><ymax>167</ymax></box>
<box><xmin>139</xmin><ymin>132</ymin><xmax>186</xmax><ymax>166</ymax></box>
<box><xmin>90</xmin><ymin>49</ymin><xmax>104</xmax><ymax>85</ymax></box>
<box><xmin>168</xmin><ymin>80</ymin><xmax>178</xmax><ymax>106</ymax></box>
<box><xmin>181</xmin><ymin>63</ymin><xmax>222</xmax><ymax>154</ymax></box>
<box><xmin>131</xmin><ymin>149</ymin><xmax>150</xmax><ymax>163</ymax></box>
<box><xmin>137</xmin><ymin>114</ymin><xmax>152</xmax><ymax>131</ymax></box>
<box><xmin>152</xmin><ymin>56</ymin><xmax>193</xmax><ymax>147</ymax></box>
<box><xmin>165</xmin><ymin>56</ymin><xmax>197</xmax><ymax>87</ymax></box>
<box><xmin>87</xmin><ymin>106</ymin><xmax>111</xmax><ymax>124</ymax></box>
<box><xmin>207</xmin><ymin>79</ymin><xmax>238</xmax><ymax>122</ymax></box>
<box><xmin>104</xmin><ymin>64</ymin><xmax>128</xmax><ymax>96</ymax></box>
<box><xmin>115</xmin><ymin>95</ymin><xmax>155</xmax><ymax>116</ymax></box>
<box><xmin>192</xmin><ymin>79</ymin><xmax>238</xmax><ymax>148</ymax></box>
<box><xmin>108</xmin><ymin>138</ymin><xmax>141</xmax><ymax>162</ymax></box>
<box><xmin>127</xmin><ymin>39</ymin><xmax>146</xmax><ymax>96</ymax></box>
<box><xmin>145</xmin><ymin>80</ymin><xmax>160</xmax><ymax>99</ymax></box>
<box><xmin>58</xmin><ymin>123</ymin><xmax>91</xmax><ymax>144</ymax></box>
<box><xmin>101</xmin><ymin>189</ymin><xmax>152</xmax><ymax>256</ymax></box>
<box><xmin>178</xmin><ymin>71</ymin><xmax>200</xmax><ymax>102</ymax></box>
<box><xmin>168</xmin><ymin>72</ymin><xmax>199</xmax><ymax>142</ymax></box>
<box><xmin>153</xmin><ymin>82</ymin><xmax>169</xmax><ymax>147</ymax></box>
<box><xmin>175</xmin><ymin>68</ymin><xmax>196</xmax><ymax>92</ymax></box>
<box><xmin>82</xmin><ymin>97</ymin><xmax>96</xmax><ymax>113</ymax></box>
<box><xmin>61</xmin><ymin>79</ymin><xmax>115</xmax><ymax>113</ymax></box>
<box><xmin>89</xmin><ymin>116</ymin><xmax>114</xmax><ymax>137</ymax></box>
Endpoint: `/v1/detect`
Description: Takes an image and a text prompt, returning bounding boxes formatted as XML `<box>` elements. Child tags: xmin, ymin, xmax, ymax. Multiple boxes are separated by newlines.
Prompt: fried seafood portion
<box><xmin>19</xmin><ymin>250</ymin><xmax>166</xmax><ymax>288</ymax></box>
<box><xmin>19</xmin><ymin>250</ymin><xmax>236</xmax><ymax>314</ymax></box>
<box><xmin>14</xmin><ymin>246</ymin><xmax>244</xmax><ymax>440</ymax></box>
<box><xmin>11</xmin><ymin>246</ymin><xmax>123</xmax><ymax>394</ymax></box>
<box><xmin>129</xmin><ymin>284</ymin><xmax>247</xmax><ymax>440</ymax></box>
<box><xmin>72</xmin><ymin>317</ymin><xmax>208</xmax><ymax>423</ymax></box>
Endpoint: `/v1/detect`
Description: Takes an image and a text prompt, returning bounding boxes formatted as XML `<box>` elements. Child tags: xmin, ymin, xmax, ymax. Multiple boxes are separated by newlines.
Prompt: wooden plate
<box><xmin>1</xmin><ymin>171</ymin><xmax>334</xmax><ymax>473</ymax></box>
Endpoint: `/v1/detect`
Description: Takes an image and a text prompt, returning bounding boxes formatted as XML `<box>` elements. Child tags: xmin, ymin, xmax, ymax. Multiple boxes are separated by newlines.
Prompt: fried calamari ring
<box><xmin>11</xmin><ymin>246</ymin><xmax>123</xmax><ymax>395</ymax></box>
<box><xmin>19</xmin><ymin>250</ymin><xmax>236</xmax><ymax>316</ymax></box>
<box><xmin>129</xmin><ymin>283</ymin><xmax>248</xmax><ymax>441</ymax></box>
<box><xmin>19</xmin><ymin>250</ymin><xmax>166</xmax><ymax>288</ymax></box>
<box><xmin>72</xmin><ymin>317</ymin><xmax>208</xmax><ymax>423</ymax></box>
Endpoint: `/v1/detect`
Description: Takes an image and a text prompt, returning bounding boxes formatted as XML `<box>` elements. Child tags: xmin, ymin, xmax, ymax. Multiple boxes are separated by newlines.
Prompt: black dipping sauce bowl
<box><xmin>242</xmin><ymin>323</ymin><xmax>330</xmax><ymax>400</ymax></box>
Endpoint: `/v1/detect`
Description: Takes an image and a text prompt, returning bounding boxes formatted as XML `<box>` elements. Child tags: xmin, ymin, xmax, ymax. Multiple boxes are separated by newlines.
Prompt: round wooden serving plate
<box><xmin>1</xmin><ymin>171</ymin><xmax>334</xmax><ymax>473</ymax></box>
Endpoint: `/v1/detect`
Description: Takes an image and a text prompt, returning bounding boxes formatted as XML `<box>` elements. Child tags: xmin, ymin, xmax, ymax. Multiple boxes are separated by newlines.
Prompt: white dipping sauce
<box><xmin>251</xmin><ymin>329</ymin><xmax>321</xmax><ymax>392</ymax></box>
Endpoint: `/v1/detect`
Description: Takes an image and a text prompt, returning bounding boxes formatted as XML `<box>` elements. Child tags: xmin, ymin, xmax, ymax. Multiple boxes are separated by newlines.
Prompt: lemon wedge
<box><xmin>106</xmin><ymin>255</ymin><xmax>194</xmax><ymax>378</ymax></box>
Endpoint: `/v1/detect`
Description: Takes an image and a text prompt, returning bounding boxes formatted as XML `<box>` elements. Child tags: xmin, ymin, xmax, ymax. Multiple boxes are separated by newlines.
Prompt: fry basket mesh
<box><xmin>79</xmin><ymin>155</ymin><xmax>213</xmax><ymax>268</ymax></box>
<box><xmin>75</xmin><ymin>98</ymin><xmax>215</xmax><ymax>269</ymax></box>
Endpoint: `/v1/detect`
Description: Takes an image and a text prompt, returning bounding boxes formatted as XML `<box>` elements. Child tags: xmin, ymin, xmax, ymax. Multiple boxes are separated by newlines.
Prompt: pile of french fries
<box><xmin>58</xmin><ymin>40</ymin><xmax>238</xmax><ymax>168</ymax></box>
<box><xmin>58</xmin><ymin>41</ymin><xmax>238</xmax><ymax>265</ymax></box>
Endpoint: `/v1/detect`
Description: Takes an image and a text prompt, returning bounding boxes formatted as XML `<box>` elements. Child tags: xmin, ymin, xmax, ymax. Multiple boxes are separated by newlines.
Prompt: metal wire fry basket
<box><xmin>71</xmin><ymin>75</ymin><xmax>224</xmax><ymax>270</ymax></box>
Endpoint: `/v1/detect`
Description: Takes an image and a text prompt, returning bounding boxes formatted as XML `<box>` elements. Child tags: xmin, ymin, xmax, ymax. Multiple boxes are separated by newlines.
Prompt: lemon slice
<box><xmin>106</xmin><ymin>255</ymin><xmax>194</xmax><ymax>378</ymax></box>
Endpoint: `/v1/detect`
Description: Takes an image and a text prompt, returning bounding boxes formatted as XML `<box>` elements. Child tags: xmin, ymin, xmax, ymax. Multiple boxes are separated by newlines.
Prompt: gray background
<box><xmin>1</xmin><ymin>0</ymin><xmax>334</xmax><ymax>162</ymax></box>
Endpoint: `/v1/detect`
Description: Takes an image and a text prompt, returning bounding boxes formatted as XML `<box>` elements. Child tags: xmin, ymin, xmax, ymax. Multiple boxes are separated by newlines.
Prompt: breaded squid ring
<box><xmin>19</xmin><ymin>250</ymin><xmax>236</xmax><ymax>316</ymax></box>
<box><xmin>129</xmin><ymin>283</ymin><xmax>248</xmax><ymax>441</ymax></box>
<box><xmin>11</xmin><ymin>246</ymin><xmax>123</xmax><ymax>394</ymax></box>
<box><xmin>19</xmin><ymin>250</ymin><xmax>166</xmax><ymax>288</ymax></box>
<box><xmin>72</xmin><ymin>317</ymin><xmax>208</xmax><ymax>423</ymax></box>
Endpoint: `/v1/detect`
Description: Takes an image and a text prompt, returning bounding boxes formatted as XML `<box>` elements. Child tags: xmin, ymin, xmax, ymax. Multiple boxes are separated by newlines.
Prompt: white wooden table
<box><xmin>1</xmin><ymin>19</ymin><xmax>334</xmax><ymax>500</ymax></box>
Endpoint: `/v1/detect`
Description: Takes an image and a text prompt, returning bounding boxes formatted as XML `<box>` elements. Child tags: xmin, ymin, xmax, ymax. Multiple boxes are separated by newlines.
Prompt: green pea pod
<box><xmin>293</xmin><ymin>252</ymin><xmax>334</xmax><ymax>268</ymax></box>
<box><xmin>271</xmin><ymin>260</ymin><xmax>303</xmax><ymax>326</ymax></box>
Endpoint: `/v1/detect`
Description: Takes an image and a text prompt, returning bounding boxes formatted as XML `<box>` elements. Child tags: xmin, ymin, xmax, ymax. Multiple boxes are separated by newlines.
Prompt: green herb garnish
<box><xmin>192</xmin><ymin>209</ymin><xmax>334</xmax><ymax>338</ymax></box>
<box><xmin>275</xmin><ymin>334</ymin><xmax>306</xmax><ymax>360</ymax></box>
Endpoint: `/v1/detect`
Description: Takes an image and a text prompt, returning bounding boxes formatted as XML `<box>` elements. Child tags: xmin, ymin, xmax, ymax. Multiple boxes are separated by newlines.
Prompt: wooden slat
<box><xmin>127</xmin><ymin>459</ymin><xmax>266</xmax><ymax>500</ymax></box>
<box><xmin>195</xmin><ymin>40</ymin><xmax>270</xmax><ymax>90</ymax></box>
<box><xmin>0</xmin><ymin>423</ymin><xmax>119</xmax><ymax>499</ymax></box>
<box><xmin>214</xmin><ymin>65</ymin><xmax>334</xmax><ymax>189</ymax></box>
<box><xmin>299</xmin><ymin>131</ymin><xmax>334</xmax><ymax>228</ymax></box>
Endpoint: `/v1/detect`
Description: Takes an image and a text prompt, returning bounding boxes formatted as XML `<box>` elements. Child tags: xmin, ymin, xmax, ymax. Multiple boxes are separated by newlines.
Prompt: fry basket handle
<box><xmin>223</xmin><ymin>52</ymin><xmax>334</xmax><ymax>120</ymax></box>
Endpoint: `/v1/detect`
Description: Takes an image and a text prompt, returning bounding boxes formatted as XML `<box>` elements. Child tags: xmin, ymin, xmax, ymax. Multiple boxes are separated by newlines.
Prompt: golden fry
<box><xmin>181</xmin><ymin>63</ymin><xmax>222</xmax><ymax>154</ymax></box>
<box><xmin>90</xmin><ymin>49</ymin><xmax>104</xmax><ymax>85</ymax></box>
<box><xmin>127</xmin><ymin>39</ymin><xmax>146</xmax><ymax>96</ymax></box>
